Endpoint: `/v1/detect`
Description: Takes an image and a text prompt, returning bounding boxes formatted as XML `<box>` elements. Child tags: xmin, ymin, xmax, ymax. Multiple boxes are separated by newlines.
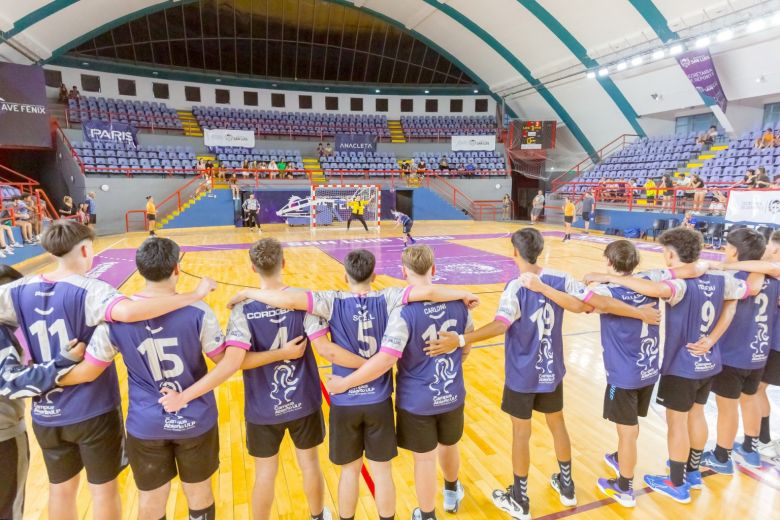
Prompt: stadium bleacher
<box><xmin>71</xmin><ymin>141</ymin><xmax>198</xmax><ymax>174</ymax></box>
<box><xmin>68</xmin><ymin>97</ymin><xmax>183</xmax><ymax>130</ymax></box>
<box><xmin>401</xmin><ymin>115</ymin><xmax>496</xmax><ymax>139</ymax></box>
<box><xmin>1</xmin><ymin>186</ymin><xmax>22</xmax><ymax>201</ymax></box>
<box><xmin>193</xmin><ymin>107</ymin><xmax>390</xmax><ymax>139</ymax></box>
<box><xmin>210</xmin><ymin>147</ymin><xmax>304</xmax><ymax>174</ymax></box>
<box><xmin>321</xmin><ymin>151</ymin><xmax>399</xmax><ymax>176</ymax></box>
<box><xmin>411</xmin><ymin>150</ymin><xmax>505</xmax><ymax>176</ymax></box>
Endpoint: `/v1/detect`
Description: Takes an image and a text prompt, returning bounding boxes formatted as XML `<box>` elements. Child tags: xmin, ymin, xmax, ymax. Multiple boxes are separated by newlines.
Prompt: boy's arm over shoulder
<box><xmin>0</xmin><ymin>278</ymin><xmax>23</xmax><ymax>327</ymax></box>
<box><xmin>59</xmin><ymin>324</ymin><xmax>118</xmax><ymax>386</ymax></box>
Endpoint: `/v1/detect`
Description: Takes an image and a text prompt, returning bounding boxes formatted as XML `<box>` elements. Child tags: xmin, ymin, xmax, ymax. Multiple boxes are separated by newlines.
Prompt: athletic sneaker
<box><xmin>550</xmin><ymin>473</ymin><xmax>577</xmax><ymax>507</ymax></box>
<box><xmin>686</xmin><ymin>469</ymin><xmax>703</xmax><ymax>490</ymax></box>
<box><xmin>317</xmin><ymin>506</ymin><xmax>332</xmax><ymax>520</ymax></box>
<box><xmin>597</xmin><ymin>477</ymin><xmax>635</xmax><ymax>508</ymax></box>
<box><xmin>491</xmin><ymin>487</ymin><xmax>530</xmax><ymax>520</ymax></box>
<box><xmin>4</xmin><ymin>247</ymin><xmax>13</xmax><ymax>255</ymax></box>
<box><xmin>700</xmin><ymin>451</ymin><xmax>734</xmax><ymax>475</ymax></box>
<box><xmin>443</xmin><ymin>481</ymin><xmax>465</xmax><ymax>513</ymax></box>
<box><xmin>604</xmin><ymin>452</ymin><xmax>619</xmax><ymax>477</ymax></box>
<box><xmin>733</xmin><ymin>443</ymin><xmax>761</xmax><ymax>469</ymax></box>
<box><xmin>643</xmin><ymin>475</ymin><xmax>691</xmax><ymax>504</ymax></box>
<box><xmin>758</xmin><ymin>439</ymin><xmax>780</xmax><ymax>458</ymax></box>
<box><xmin>0</xmin><ymin>250</ymin><xmax>5</xmax><ymax>259</ymax></box>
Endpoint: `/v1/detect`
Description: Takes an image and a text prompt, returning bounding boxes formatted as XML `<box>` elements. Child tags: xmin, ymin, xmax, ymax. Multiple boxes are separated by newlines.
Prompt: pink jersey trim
<box><xmin>402</xmin><ymin>285</ymin><xmax>413</xmax><ymax>305</ymax></box>
<box><xmin>308</xmin><ymin>328</ymin><xmax>330</xmax><ymax>341</ymax></box>
<box><xmin>494</xmin><ymin>315</ymin><xmax>512</xmax><ymax>327</ymax></box>
<box><xmin>104</xmin><ymin>296</ymin><xmax>128</xmax><ymax>323</ymax></box>
<box><xmin>739</xmin><ymin>283</ymin><xmax>750</xmax><ymax>300</ymax></box>
<box><xmin>85</xmin><ymin>351</ymin><xmax>112</xmax><ymax>368</ymax></box>
<box><xmin>668</xmin><ymin>268</ymin><xmax>677</xmax><ymax>279</ymax></box>
<box><xmin>214</xmin><ymin>341</ymin><xmax>251</xmax><ymax>358</ymax></box>
<box><xmin>582</xmin><ymin>291</ymin><xmax>595</xmax><ymax>303</ymax></box>
<box><xmin>306</xmin><ymin>291</ymin><xmax>314</xmax><ymax>314</ymax></box>
<box><xmin>380</xmin><ymin>346</ymin><xmax>403</xmax><ymax>358</ymax></box>
<box><xmin>662</xmin><ymin>280</ymin><xmax>676</xmax><ymax>299</ymax></box>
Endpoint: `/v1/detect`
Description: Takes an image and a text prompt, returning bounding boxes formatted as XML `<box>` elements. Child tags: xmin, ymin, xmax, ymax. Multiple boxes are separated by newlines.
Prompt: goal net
<box><xmin>310</xmin><ymin>184</ymin><xmax>381</xmax><ymax>229</ymax></box>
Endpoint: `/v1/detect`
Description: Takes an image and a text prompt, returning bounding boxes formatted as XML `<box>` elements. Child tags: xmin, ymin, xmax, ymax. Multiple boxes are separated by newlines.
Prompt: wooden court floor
<box><xmin>15</xmin><ymin>221</ymin><xmax>780</xmax><ymax>519</ymax></box>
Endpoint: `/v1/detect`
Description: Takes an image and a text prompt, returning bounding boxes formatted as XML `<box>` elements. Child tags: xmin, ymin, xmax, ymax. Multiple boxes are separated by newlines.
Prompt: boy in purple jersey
<box><xmin>228</xmin><ymin>248</ymin><xmax>478</xmax><ymax>520</ymax></box>
<box><xmin>584</xmin><ymin>228</ymin><xmax>761</xmax><ymax>504</ymax></box>
<box><xmin>224</xmin><ymin>238</ymin><xmax>368</xmax><ymax>520</ymax></box>
<box><xmin>426</xmin><ymin>228</ymin><xmax>660</xmax><ymax>520</ymax></box>
<box><xmin>326</xmin><ymin>246</ymin><xmax>474</xmax><ymax>520</ymax></box>
<box><xmin>0</xmin><ymin>220</ymin><xmax>216</xmax><ymax>520</ymax></box>
<box><xmin>709</xmin><ymin>229</ymin><xmax>780</xmax><ymax>458</ymax></box>
<box><xmin>391</xmin><ymin>210</ymin><xmax>415</xmax><ymax>247</ymax></box>
<box><xmin>59</xmin><ymin>237</ymin><xmax>244</xmax><ymax>520</ymax></box>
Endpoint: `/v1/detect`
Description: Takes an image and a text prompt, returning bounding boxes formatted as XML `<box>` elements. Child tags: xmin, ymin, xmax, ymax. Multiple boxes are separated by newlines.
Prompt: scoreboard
<box><xmin>519</xmin><ymin>120</ymin><xmax>556</xmax><ymax>150</ymax></box>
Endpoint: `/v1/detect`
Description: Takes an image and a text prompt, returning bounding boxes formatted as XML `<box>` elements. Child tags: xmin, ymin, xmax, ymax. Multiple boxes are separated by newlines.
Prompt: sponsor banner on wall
<box><xmin>726</xmin><ymin>191</ymin><xmax>780</xmax><ymax>225</ymax></box>
<box><xmin>676</xmin><ymin>49</ymin><xmax>728</xmax><ymax>112</ymax></box>
<box><xmin>335</xmin><ymin>133</ymin><xmax>378</xmax><ymax>153</ymax></box>
<box><xmin>204</xmin><ymin>128</ymin><xmax>255</xmax><ymax>148</ymax></box>
<box><xmin>83</xmin><ymin>120</ymin><xmax>138</xmax><ymax>148</ymax></box>
<box><xmin>0</xmin><ymin>63</ymin><xmax>51</xmax><ymax>149</ymax></box>
<box><xmin>249</xmin><ymin>189</ymin><xmax>395</xmax><ymax>224</ymax></box>
<box><xmin>451</xmin><ymin>135</ymin><xmax>496</xmax><ymax>151</ymax></box>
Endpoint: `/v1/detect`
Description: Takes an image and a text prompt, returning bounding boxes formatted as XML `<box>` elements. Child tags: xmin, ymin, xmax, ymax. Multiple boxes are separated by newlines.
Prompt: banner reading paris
<box><xmin>676</xmin><ymin>49</ymin><xmax>728</xmax><ymax>112</ymax></box>
<box><xmin>0</xmin><ymin>63</ymin><xmax>51</xmax><ymax>149</ymax></box>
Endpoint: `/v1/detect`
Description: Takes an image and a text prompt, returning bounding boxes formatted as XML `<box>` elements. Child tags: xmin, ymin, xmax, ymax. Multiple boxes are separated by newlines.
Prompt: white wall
<box><xmin>44</xmin><ymin>65</ymin><xmax>495</xmax><ymax>119</ymax></box>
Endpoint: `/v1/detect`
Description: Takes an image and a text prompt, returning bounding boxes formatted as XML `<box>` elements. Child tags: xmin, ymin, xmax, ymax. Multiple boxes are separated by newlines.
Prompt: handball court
<box><xmin>16</xmin><ymin>221</ymin><xmax>780</xmax><ymax>520</ymax></box>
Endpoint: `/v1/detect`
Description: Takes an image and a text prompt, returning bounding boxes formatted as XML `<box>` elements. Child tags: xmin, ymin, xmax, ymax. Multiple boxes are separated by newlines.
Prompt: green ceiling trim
<box><xmin>0</xmin><ymin>0</ymin><xmax>80</xmax><ymax>41</ymax></box>
<box><xmin>628</xmin><ymin>0</ymin><xmax>679</xmax><ymax>43</ymax></box>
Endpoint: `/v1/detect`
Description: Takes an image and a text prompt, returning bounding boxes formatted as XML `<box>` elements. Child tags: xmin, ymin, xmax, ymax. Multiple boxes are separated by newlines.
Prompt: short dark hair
<box><xmin>726</xmin><ymin>228</ymin><xmax>766</xmax><ymax>261</ymax></box>
<box><xmin>604</xmin><ymin>240</ymin><xmax>640</xmax><ymax>275</ymax></box>
<box><xmin>41</xmin><ymin>220</ymin><xmax>95</xmax><ymax>257</ymax></box>
<box><xmin>511</xmin><ymin>228</ymin><xmax>544</xmax><ymax>264</ymax></box>
<box><xmin>135</xmin><ymin>237</ymin><xmax>180</xmax><ymax>282</ymax></box>
<box><xmin>658</xmin><ymin>228</ymin><xmax>702</xmax><ymax>263</ymax></box>
<box><xmin>344</xmin><ymin>249</ymin><xmax>376</xmax><ymax>283</ymax></box>
<box><xmin>0</xmin><ymin>265</ymin><xmax>23</xmax><ymax>286</ymax></box>
<box><xmin>249</xmin><ymin>238</ymin><xmax>283</xmax><ymax>276</ymax></box>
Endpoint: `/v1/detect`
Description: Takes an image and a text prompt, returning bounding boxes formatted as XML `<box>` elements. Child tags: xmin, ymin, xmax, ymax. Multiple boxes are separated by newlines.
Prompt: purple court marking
<box><xmin>86</xmin><ymin>248</ymin><xmax>139</xmax><ymax>288</ymax></box>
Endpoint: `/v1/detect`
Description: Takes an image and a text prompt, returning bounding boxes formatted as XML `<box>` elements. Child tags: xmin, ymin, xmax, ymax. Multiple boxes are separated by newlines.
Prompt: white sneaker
<box><xmin>443</xmin><ymin>481</ymin><xmax>465</xmax><ymax>513</ymax></box>
<box><xmin>550</xmin><ymin>473</ymin><xmax>577</xmax><ymax>507</ymax></box>
<box><xmin>4</xmin><ymin>247</ymin><xmax>13</xmax><ymax>255</ymax></box>
<box><xmin>317</xmin><ymin>506</ymin><xmax>332</xmax><ymax>520</ymax></box>
<box><xmin>0</xmin><ymin>250</ymin><xmax>5</xmax><ymax>258</ymax></box>
<box><xmin>758</xmin><ymin>439</ymin><xmax>780</xmax><ymax>459</ymax></box>
<box><xmin>491</xmin><ymin>487</ymin><xmax>530</xmax><ymax>520</ymax></box>
<box><xmin>11</xmin><ymin>242</ymin><xmax>22</xmax><ymax>248</ymax></box>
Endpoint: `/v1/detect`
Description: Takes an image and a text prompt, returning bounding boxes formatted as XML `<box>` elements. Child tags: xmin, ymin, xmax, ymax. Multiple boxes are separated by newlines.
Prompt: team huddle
<box><xmin>0</xmin><ymin>220</ymin><xmax>778</xmax><ymax>520</ymax></box>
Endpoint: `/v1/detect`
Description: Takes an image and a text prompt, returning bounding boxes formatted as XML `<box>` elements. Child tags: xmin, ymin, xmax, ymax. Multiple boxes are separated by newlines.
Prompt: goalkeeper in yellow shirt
<box><xmin>346</xmin><ymin>196</ymin><xmax>370</xmax><ymax>231</ymax></box>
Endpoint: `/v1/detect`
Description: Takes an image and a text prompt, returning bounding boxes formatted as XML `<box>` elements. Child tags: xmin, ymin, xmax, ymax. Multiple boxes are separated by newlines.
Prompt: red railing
<box><xmin>0</xmin><ymin>164</ymin><xmax>60</xmax><ymax>226</ymax></box>
<box><xmin>550</xmin><ymin>134</ymin><xmax>640</xmax><ymax>191</ymax></box>
<box><xmin>55</xmin><ymin>121</ymin><xmax>85</xmax><ymax>175</ymax></box>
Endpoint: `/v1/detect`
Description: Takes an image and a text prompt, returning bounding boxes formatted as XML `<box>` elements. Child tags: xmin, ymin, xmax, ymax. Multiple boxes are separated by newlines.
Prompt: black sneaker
<box><xmin>491</xmin><ymin>486</ymin><xmax>530</xmax><ymax>520</ymax></box>
<box><xmin>550</xmin><ymin>473</ymin><xmax>577</xmax><ymax>507</ymax></box>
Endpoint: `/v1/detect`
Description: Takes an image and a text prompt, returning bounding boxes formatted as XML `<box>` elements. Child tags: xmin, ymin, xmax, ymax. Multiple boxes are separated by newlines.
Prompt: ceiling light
<box><xmin>716</xmin><ymin>29</ymin><xmax>734</xmax><ymax>42</ymax></box>
<box><xmin>215</xmin><ymin>78</ymin><xmax>221</xmax><ymax>82</ymax></box>
<box><xmin>271</xmin><ymin>83</ymin><xmax>277</xmax><ymax>87</ymax></box>
<box><xmin>616</xmin><ymin>62</ymin><xmax>627</xmax><ymax>71</ymax></box>
<box><xmin>630</xmin><ymin>56</ymin><xmax>644</xmax><ymax>66</ymax></box>
<box><xmin>586</xmin><ymin>71</ymin><xmax>596</xmax><ymax>79</ymax></box>
<box><xmin>81</xmin><ymin>62</ymin><xmax>89</xmax><ymax>66</ymax></box>
<box><xmin>424</xmin><ymin>90</ymin><xmax>430</xmax><ymax>94</ymax></box>
<box><xmin>652</xmin><ymin>49</ymin><xmax>665</xmax><ymax>60</ymax></box>
<box><xmin>669</xmin><ymin>44</ymin><xmax>684</xmax><ymax>55</ymax></box>
<box><xmin>324</xmin><ymin>87</ymin><xmax>329</xmax><ymax>90</ymax></box>
<box><xmin>152</xmin><ymin>71</ymin><xmax>158</xmax><ymax>75</ymax></box>
<box><xmin>748</xmin><ymin>19</ymin><xmax>766</xmax><ymax>32</ymax></box>
<box><xmin>598</xmin><ymin>67</ymin><xmax>609</xmax><ymax>77</ymax></box>
<box><xmin>756</xmin><ymin>75</ymin><xmax>766</xmax><ymax>83</ymax></box>
<box><xmin>695</xmin><ymin>37</ymin><xmax>711</xmax><ymax>48</ymax></box>
<box><xmin>473</xmin><ymin>89</ymin><xmax>478</xmax><ymax>93</ymax></box>
<box><xmin>375</xmin><ymin>89</ymin><xmax>381</xmax><ymax>93</ymax></box>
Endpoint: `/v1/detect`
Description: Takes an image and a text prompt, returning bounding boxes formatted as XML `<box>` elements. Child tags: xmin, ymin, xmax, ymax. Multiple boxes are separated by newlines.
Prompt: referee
<box><xmin>145</xmin><ymin>195</ymin><xmax>156</xmax><ymax>236</ymax></box>
<box><xmin>346</xmin><ymin>196</ymin><xmax>369</xmax><ymax>231</ymax></box>
<box><xmin>242</xmin><ymin>193</ymin><xmax>261</xmax><ymax>231</ymax></box>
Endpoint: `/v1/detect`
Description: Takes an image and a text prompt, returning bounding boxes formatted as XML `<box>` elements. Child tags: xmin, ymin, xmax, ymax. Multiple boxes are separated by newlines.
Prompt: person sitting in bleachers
<box><xmin>58</xmin><ymin>83</ymin><xmax>68</xmax><ymax>104</ymax></box>
<box><xmin>267</xmin><ymin>160</ymin><xmax>278</xmax><ymax>179</ymax></box>
<box><xmin>755</xmin><ymin>128</ymin><xmax>775</xmax><ymax>148</ymax></box>
<box><xmin>416</xmin><ymin>159</ymin><xmax>427</xmax><ymax>176</ymax></box>
<box><xmin>324</xmin><ymin>143</ymin><xmax>333</xmax><ymax>156</ymax></box>
<box><xmin>438</xmin><ymin>157</ymin><xmax>450</xmax><ymax>171</ymax></box>
<box><xmin>710</xmin><ymin>192</ymin><xmax>727</xmax><ymax>215</ymax></box>
<box><xmin>400</xmin><ymin>161</ymin><xmax>411</xmax><ymax>178</ymax></box>
<box><xmin>68</xmin><ymin>85</ymin><xmax>80</xmax><ymax>101</ymax></box>
<box><xmin>773</xmin><ymin>175</ymin><xmax>780</xmax><ymax>188</ymax></box>
<box><xmin>59</xmin><ymin>195</ymin><xmax>75</xmax><ymax>218</ymax></box>
<box><xmin>317</xmin><ymin>143</ymin><xmax>325</xmax><ymax>157</ymax></box>
<box><xmin>743</xmin><ymin>168</ymin><xmax>757</xmax><ymax>187</ymax></box>
<box><xmin>775</xmin><ymin>130</ymin><xmax>780</xmax><ymax>147</ymax></box>
<box><xmin>755</xmin><ymin>166</ymin><xmax>771</xmax><ymax>188</ymax></box>
<box><xmin>696</xmin><ymin>125</ymin><xmax>718</xmax><ymax>145</ymax></box>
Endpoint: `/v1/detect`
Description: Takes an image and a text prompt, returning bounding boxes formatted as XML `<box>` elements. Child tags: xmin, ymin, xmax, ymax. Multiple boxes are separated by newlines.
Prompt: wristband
<box><xmin>458</xmin><ymin>334</ymin><xmax>466</xmax><ymax>348</ymax></box>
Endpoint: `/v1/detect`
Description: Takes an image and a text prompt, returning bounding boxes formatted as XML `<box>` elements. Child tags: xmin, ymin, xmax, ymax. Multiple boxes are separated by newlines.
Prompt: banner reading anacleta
<box><xmin>451</xmin><ymin>135</ymin><xmax>496</xmax><ymax>151</ymax></box>
<box><xmin>725</xmin><ymin>191</ymin><xmax>780</xmax><ymax>225</ymax></box>
<box><xmin>335</xmin><ymin>133</ymin><xmax>378</xmax><ymax>153</ymax></box>
<box><xmin>204</xmin><ymin>128</ymin><xmax>255</xmax><ymax>148</ymax></box>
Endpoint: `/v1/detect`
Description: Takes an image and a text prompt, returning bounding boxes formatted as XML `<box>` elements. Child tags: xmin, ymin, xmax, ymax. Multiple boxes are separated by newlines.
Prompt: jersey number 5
<box><xmin>138</xmin><ymin>338</ymin><xmax>184</xmax><ymax>381</ymax></box>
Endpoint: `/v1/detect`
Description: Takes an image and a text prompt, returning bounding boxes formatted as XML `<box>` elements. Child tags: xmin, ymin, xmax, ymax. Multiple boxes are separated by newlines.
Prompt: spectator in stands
<box><xmin>267</xmin><ymin>159</ymin><xmax>278</xmax><ymax>179</ymax></box>
<box><xmin>691</xmin><ymin>173</ymin><xmax>706</xmax><ymax>213</ymax></box>
<box><xmin>756</xmin><ymin>128</ymin><xmax>775</xmax><ymax>148</ymax></box>
<box><xmin>242</xmin><ymin>159</ymin><xmax>250</xmax><ymax>176</ymax></box>
<box><xmin>196</xmin><ymin>159</ymin><xmax>206</xmax><ymax>174</ymax></box>
<box><xmin>317</xmin><ymin>143</ymin><xmax>325</xmax><ymax>157</ymax></box>
<box><xmin>0</xmin><ymin>222</ymin><xmax>21</xmax><ymax>258</ymax></box>
<box><xmin>676</xmin><ymin>174</ymin><xmax>693</xmax><ymax>209</ymax></box>
<box><xmin>530</xmin><ymin>190</ymin><xmax>545</xmax><ymax>224</ymax></box>
<box><xmin>464</xmin><ymin>161</ymin><xmax>475</xmax><ymax>174</ymax></box>
<box><xmin>775</xmin><ymin>129</ymin><xmax>780</xmax><ymax>147</ymax></box>
<box><xmin>416</xmin><ymin>159</ymin><xmax>428</xmax><ymax>179</ymax></box>
<box><xmin>697</xmin><ymin>125</ymin><xmax>718</xmax><ymax>146</ymax></box>
<box><xmin>644</xmin><ymin>177</ymin><xmax>656</xmax><ymax>206</ymax></box>
<box><xmin>755</xmin><ymin>166</ymin><xmax>771</xmax><ymax>188</ymax></box>
<box><xmin>59</xmin><ymin>195</ymin><xmax>75</xmax><ymax>218</ymax></box>
<box><xmin>76</xmin><ymin>202</ymin><xmax>90</xmax><ymax>226</ymax></box>
<box><xmin>277</xmin><ymin>160</ymin><xmax>288</xmax><ymax>178</ymax></box>
<box><xmin>14</xmin><ymin>198</ymin><xmax>38</xmax><ymax>243</ymax></box>
<box><xmin>145</xmin><ymin>196</ymin><xmax>157</xmax><ymax>236</ymax></box>
<box><xmin>710</xmin><ymin>191</ymin><xmax>727</xmax><ymax>215</ymax></box>
<box><xmin>58</xmin><ymin>83</ymin><xmax>68</xmax><ymax>104</ymax></box>
<box><xmin>581</xmin><ymin>191</ymin><xmax>595</xmax><ymax>234</ymax></box>
<box><xmin>229</xmin><ymin>174</ymin><xmax>239</xmax><ymax>200</ymax></box>
<box><xmin>324</xmin><ymin>143</ymin><xmax>334</xmax><ymax>156</ymax></box>
<box><xmin>3</xmin><ymin>201</ymin><xmax>33</xmax><ymax>245</ymax></box>
<box><xmin>400</xmin><ymin>161</ymin><xmax>411</xmax><ymax>178</ymax></box>
<box><xmin>86</xmin><ymin>191</ymin><xmax>97</xmax><ymax>229</ymax></box>
<box><xmin>438</xmin><ymin>157</ymin><xmax>450</xmax><ymax>171</ymax></box>
<box><xmin>681</xmin><ymin>210</ymin><xmax>697</xmax><ymax>229</ymax></box>
<box><xmin>68</xmin><ymin>85</ymin><xmax>80</xmax><ymax>101</ymax></box>
<box><xmin>503</xmin><ymin>194</ymin><xmax>511</xmax><ymax>220</ymax></box>
<box><xmin>255</xmin><ymin>161</ymin><xmax>266</xmax><ymax>178</ymax></box>
<box><xmin>205</xmin><ymin>160</ymin><xmax>214</xmax><ymax>176</ymax></box>
<box><xmin>743</xmin><ymin>168</ymin><xmax>757</xmax><ymax>187</ymax></box>
<box><xmin>773</xmin><ymin>175</ymin><xmax>780</xmax><ymax>188</ymax></box>
<box><xmin>658</xmin><ymin>175</ymin><xmax>673</xmax><ymax>211</ymax></box>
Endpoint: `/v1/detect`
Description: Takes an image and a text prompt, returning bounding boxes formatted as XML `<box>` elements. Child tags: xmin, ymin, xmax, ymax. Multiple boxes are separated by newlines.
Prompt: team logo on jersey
<box><xmin>34</xmin><ymin>387</ymin><xmax>64</xmax><ymax>418</ymax></box>
<box><xmin>353</xmin><ymin>303</ymin><xmax>376</xmax><ymax>322</ymax></box>
<box><xmin>270</xmin><ymin>362</ymin><xmax>303</xmax><ymax>416</ymax></box>
<box><xmin>535</xmin><ymin>337</ymin><xmax>556</xmax><ymax>384</ymax></box>
<box><xmin>636</xmin><ymin>337</ymin><xmax>660</xmax><ymax>381</ymax></box>
<box><xmin>429</xmin><ymin>357</ymin><xmax>459</xmax><ymax>407</ymax></box>
<box><xmin>751</xmin><ymin>322</ymin><xmax>770</xmax><ymax>363</ymax></box>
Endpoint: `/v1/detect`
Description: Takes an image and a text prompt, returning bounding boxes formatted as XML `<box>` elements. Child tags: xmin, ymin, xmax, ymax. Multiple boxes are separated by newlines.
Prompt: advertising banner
<box><xmin>725</xmin><ymin>190</ymin><xmax>780</xmax><ymax>225</ymax></box>
<box><xmin>451</xmin><ymin>135</ymin><xmax>496</xmax><ymax>151</ymax></box>
<box><xmin>676</xmin><ymin>49</ymin><xmax>728</xmax><ymax>112</ymax></box>
<box><xmin>204</xmin><ymin>128</ymin><xmax>255</xmax><ymax>148</ymax></box>
<box><xmin>335</xmin><ymin>133</ymin><xmax>378</xmax><ymax>153</ymax></box>
<box><xmin>83</xmin><ymin>120</ymin><xmax>138</xmax><ymax>148</ymax></box>
<box><xmin>0</xmin><ymin>63</ymin><xmax>51</xmax><ymax>149</ymax></box>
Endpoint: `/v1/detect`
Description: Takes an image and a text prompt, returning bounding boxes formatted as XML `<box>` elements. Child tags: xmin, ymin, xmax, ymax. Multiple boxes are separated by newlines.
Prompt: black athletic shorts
<box><xmin>126</xmin><ymin>425</ymin><xmax>219</xmax><ymax>491</ymax></box>
<box><xmin>32</xmin><ymin>408</ymin><xmax>127</xmax><ymax>485</ymax></box>
<box><xmin>603</xmin><ymin>384</ymin><xmax>654</xmax><ymax>426</ymax></box>
<box><xmin>147</xmin><ymin>214</ymin><xmax>156</xmax><ymax>221</ymax></box>
<box><xmin>712</xmin><ymin>365</ymin><xmax>763</xmax><ymax>399</ymax></box>
<box><xmin>89</xmin><ymin>214</ymin><xmax>97</xmax><ymax>225</ymax></box>
<box><xmin>396</xmin><ymin>405</ymin><xmax>465</xmax><ymax>453</ymax></box>
<box><xmin>656</xmin><ymin>375</ymin><xmax>713</xmax><ymax>412</ymax></box>
<box><xmin>403</xmin><ymin>223</ymin><xmax>413</xmax><ymax>234</ymax></box>
<box><xmin>501</xmin><ymin>384</ymin><xmax>563</xmax><ymax>420</ymax></box>
<box><xmin>762</xmin><ymin>350</ymin><xmax>780</xmax><ymax>385</ymax></box>
<box><xmin>564</xmin><ymin>216</ymin><xmax>573</xmax><ymax>224</ymax></box>
<box><xmin>582</xmin><ymin>211</ymin><xmax>592</xmax><ymax>221</ymax></box>
<box><xmin>246</xmin><ymin>409</ymin><xmax>325</xmax><ymax>458</ymax></box>
<box><xmin>329</xmin><ymin>398</ymin><xmax>397</xmax><ymax>465</ymax></box>
<box><xmin>0</xmin><ymin>432</ymin><xmax>29</xmax><ymax>520</ymax></box>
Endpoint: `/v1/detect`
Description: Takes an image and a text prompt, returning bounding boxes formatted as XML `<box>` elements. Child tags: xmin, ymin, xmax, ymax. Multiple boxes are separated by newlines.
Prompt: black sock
<box><xmin>558</xmin><ymin>460</ymin><xmax>573</xmax><ymax>489</ymax></box>
<box><xmin>714</xmin><ymin>444</ymin><xmax>732</xmax><ymax>463</ymax></box>
<box><xmin>159</xmin><ymin>517</ymin><xmax>166</xmax><ymax>520</ymax></box>
<box><xmin>669</xmin><ymin>460</ymin><xmax>686</xmax><ymax>487</ymax></box>
<box><xmin>189</xmin><ymin>503</ymin><xmax>215</xmax><ymax>520</ymax></box>
<box><xmin>444</xmin><ymin>479</ymin><xmax>458</xmax><ymax>492</ymax></box>
<box><xmin>612</xmin><ymin>451</ymin><xmax>619</xmax><ymax>462</ymax></box>
<box><xmin>687</xmin><ymin>448</ymin><xmax>703</xmax><ymax>472</ymax></box>
<box><xmin>743</xmin><ymin>435</ymin><xmax>758</xmax><ymax>453</ymax></box>
<box><xmin>760</xmin><ymin>415</ymin><xmax>772</xmax><ymax>444</ymax></box>
<box><xmin>512</xmin><ymin>474</ymin><xmax>528</xmax><ymax>504</ymax></box>
<box><xmin>421</xmin><ymin>510</ymin><xmax>436</xmax><ymax>520</ymax></box>
<box><xmin>340</xmin><ymin>517</ymin><xmax>354</xmax><ymax>520</ymax></box>
<box><xmin>379</xmin><ymin>516</ymin><xmax>394</xmax><ymax>520</ymax></box>
<box><xmin>311</xmin><ymin>511</ymin><xmax>324</xmax><ymax>520</ymax></box>
<box><xmin>617</xmin><ymin>474</ymin><xmax>633</xmax><ymax>492</ymax></box>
